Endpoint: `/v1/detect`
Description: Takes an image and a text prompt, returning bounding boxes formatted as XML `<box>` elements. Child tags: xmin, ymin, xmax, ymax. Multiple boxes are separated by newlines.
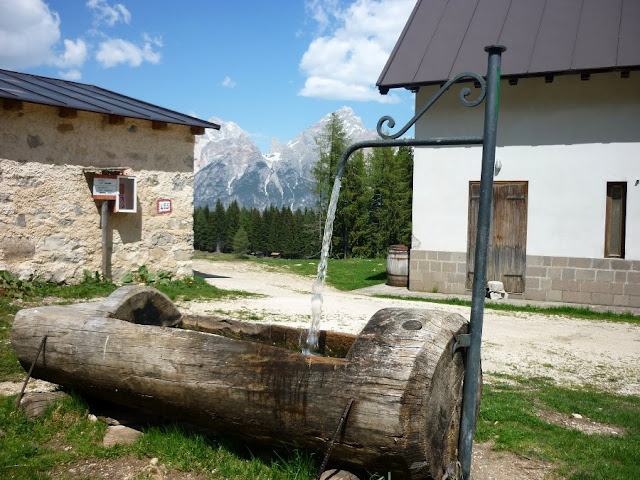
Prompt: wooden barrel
<box><xmin>11</xmin><ymin>286</ymin><xmax>478</xmax><ymax>479</ymax></box>
<box><xmin>386</xmin><ymin>244</ymin><xmax>410</xmax><ymax>287</ymax></box>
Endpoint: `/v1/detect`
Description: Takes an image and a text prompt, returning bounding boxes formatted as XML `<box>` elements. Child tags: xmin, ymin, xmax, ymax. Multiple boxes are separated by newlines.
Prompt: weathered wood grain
<box><xmin>10</xmin><ymin>286</ymin><xmax>477</xmax><ymax>479</ymax></box>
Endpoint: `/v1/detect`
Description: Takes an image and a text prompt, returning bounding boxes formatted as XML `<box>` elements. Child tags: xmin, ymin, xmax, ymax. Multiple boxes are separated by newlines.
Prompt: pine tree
<box><xmin>232</xmin><ymin>226</ymin><xmax>250</xmax><ymax>255</ymax></box>
<box><xmin>225</xmin><ymin>200</ymin><xmax>240</xmax><ymax>252</ymax></box>
<box><xmin>210</xmin><ymin>200</ymin><xmax>226</xmax><ymax>253</ymax></box>
<box><xmin>312</xmin><ymin>112</ymin><xmax>351</xmax><ymax>256</ymax></box>
<box><xmin>193</xmin><ymin>206</ymin><xmax>208</xmax><ymax>251</ymax></box>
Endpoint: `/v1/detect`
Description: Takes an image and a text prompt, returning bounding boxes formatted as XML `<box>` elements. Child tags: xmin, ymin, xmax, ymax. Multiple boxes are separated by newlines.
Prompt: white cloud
<box><xmin>52</xmin><ymin>38</ymin><xmax>88</xmax><ymax>68</ymax></box>
<box><xmin>221</xmin><ymin>76</ymin><xmax>236</xmax><ymax>88</ymax></box>
<box><xmin>96</xmin><ymin>37</ymin><xmax>161</xmax><ymax>68</ymax></box>
<box><xmin>86</xmin><ymin>0</ymin><xmax>131</xmax><ymax>27</ymax></box>
<box><xmin>58</xmin><ymin>69</ymin><xmax>82</xmax><ymax>81</ymax></box>
<box><xmin>299</xmin><ymin>0</ymin><xmax>415</xmax><ymax>102</ymax></box>
<box><xmin>0</xmin><ymin>0</ymin><xmax>61</xmax><ymax>69</ymax></box>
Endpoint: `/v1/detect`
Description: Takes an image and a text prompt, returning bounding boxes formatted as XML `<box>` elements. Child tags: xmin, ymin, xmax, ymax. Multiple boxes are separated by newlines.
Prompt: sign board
<box><xmin>157</xmin><ymin>199</ymin><xmax>172</xmax><ymax>214</ymax></box>
<box><xmin>92</xmin><ymin>175</ymin><xmax>118</xmax><ymax>200</ymax></box>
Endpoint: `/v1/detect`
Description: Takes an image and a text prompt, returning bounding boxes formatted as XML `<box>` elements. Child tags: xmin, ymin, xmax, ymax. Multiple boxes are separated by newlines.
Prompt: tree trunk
<box><xmin>11</xmin><ymin>286</ymin><xmax>478</xmax><ymax>479</ymax></box>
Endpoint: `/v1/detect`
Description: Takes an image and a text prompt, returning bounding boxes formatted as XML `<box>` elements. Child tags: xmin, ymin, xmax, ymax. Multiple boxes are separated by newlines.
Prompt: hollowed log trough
<box><xmin>11</xmin><ymin>286</ymin><xmax>479</xmax><ymax>479</ymax></box>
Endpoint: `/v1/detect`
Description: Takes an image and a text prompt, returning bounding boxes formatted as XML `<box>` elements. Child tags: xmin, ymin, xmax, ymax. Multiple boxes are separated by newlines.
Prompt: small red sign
<box><xmin>157</xmin><ymin>199</ymin><xmax>172</xmax><ymax>214</ymax></box>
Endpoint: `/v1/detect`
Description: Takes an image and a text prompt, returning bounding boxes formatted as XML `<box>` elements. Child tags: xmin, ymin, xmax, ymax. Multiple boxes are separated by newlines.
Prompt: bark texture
<box><xmin>11</xmin><ymin>286</ymin><xmax>477</xmax><ymax>479</ymax></box>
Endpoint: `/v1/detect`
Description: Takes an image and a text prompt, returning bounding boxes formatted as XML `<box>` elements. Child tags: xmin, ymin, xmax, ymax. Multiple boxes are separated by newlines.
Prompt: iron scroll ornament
<box><xmin>376</xmin><ymin>72</ymin><xmax>487</xmax><ymax>140</ymax></box>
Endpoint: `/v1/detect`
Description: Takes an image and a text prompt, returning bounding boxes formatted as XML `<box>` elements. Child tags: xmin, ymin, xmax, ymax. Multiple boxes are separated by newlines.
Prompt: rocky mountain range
<box><xmin>193</xmin><ymin>106</ymin><xmax>377</xmax><ymax>211</ymax></box>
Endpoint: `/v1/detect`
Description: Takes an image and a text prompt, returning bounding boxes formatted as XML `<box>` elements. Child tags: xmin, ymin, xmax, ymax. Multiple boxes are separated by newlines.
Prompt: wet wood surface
<box><xmin>11</xmin><ymin>286</ymin><xmax>476</xmax><ymax>479</ymax></box>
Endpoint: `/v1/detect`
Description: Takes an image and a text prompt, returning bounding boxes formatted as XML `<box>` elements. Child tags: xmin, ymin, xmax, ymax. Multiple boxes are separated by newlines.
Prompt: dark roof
<box><xmin>378</xmin><ymin>0</ymin><xmax>640</xmax><ymax>92</ymax></box>
<box><xmin>0</xmin><ymin>68</ymin><xmax>219</xmax><ymax>130</ymax></box>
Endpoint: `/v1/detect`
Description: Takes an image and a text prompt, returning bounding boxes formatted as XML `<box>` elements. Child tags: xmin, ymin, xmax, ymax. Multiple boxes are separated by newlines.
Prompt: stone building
<box><xmin>0</xmin><ymin>69</ymin><xmax>219</xmax><ymax>283</ymax></box>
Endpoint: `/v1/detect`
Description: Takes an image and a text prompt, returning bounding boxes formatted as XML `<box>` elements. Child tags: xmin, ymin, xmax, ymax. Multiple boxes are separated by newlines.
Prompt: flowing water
<box><xmin>303</xmin><ymin>170</ymin><xmax>344</xmax><ymax>354</ymax></box>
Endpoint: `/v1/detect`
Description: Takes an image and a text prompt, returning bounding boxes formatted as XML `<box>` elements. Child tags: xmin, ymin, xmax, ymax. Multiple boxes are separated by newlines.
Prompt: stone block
<box><xmin>624</xmin><ymin>283</ymin><xmax>640</xmax><ymax>296</ymax></box>
<box><xmin>526</xmin><ymin>266</ymin><xmax>547</xmax><ymax>278</ymax></box>
<box><xmin>610</xmin><ymin>283</ymin><xmax>624</xmax><ymax>294</ymax></box>
<box><xmin>426</xmin><ymin>251</ymin><xmax>438</xmax><ymax>260</ymax></box>
<box><xmin>525</xmin><ymin>277</ymin><xmax>541</xmax><ymax>290</ymax></box>
<box><xmin>442</xmin><ymin>262</ymin><xmax>457</xmax><ymax>273</ymax></box>
<box><xmin>409</xmin><ymin>278</ymin><xmax>425</xmax><ymax>291</ymax></box>
<box><xmin>551</xmin><ymin>279</ymin><xmax>570</xmax><ymax>291</ymax></box>
<box><xmin>437</xmin><ymin>251</ymin><xmax>452</xmax><ymax>261</ymax></box>
<box><xmin>526</xmin><ymin>255</ymin><xmax>544</xmax><ymax>267</ymax></box>
<box><xmin>592</xmin><ymin>259</ymin><xmax>611</xmax><ymax>270</ymax></box>
<box><xmin>629</xmin><ymin>296</ymin><xmax>640</xmax><ymax>308</ymax></box>
<box><xmin>612</xmin><ymin>295</ymin><xmax>630</xmax><ymax>307</ymax></box>
<box><xmin>540</xmin><ymin>277</ymin><xmax>553</xmax><ymax>290</ymax></box>
<box><xmin>546</xmin><ymin>290</ymin><xmax>563</xmax><ymax>302</ymax></box>
<box><xmin>613</xmin><ymin>295</ymin><xmax>629</xmax><ymax>307</ymax></box>
<box><xmin>561</xmin><ymin>268</ymin><xmax>576</xmax><ymax>281</ymax></box>
<box><xmin>595</xmin><ymin>270</ymin><xmax>615</xmax><ymax>283</ymax></box>
<box><xmin>615</xmin><ymin>271</ymin><xmax>628</xmax><ymax>283</ymax></box>
<box><xmin>173</xmin><ymin>250</ymin><xmax>192</xmax><ymax>261</ymax></box>
<box><xmin>526</xmin><ymin>289</ymin><xmax>547</xmax><ymax>301</ymax></box>
<box><xmin>575</xmin><ymin>269</ymin><xmax>595</xmax><ymax>281</ymax></box>
<box><xmin>568</xmin><ymin>257</ymin><xmax>592</xmax><ymax>268</ymax></box>
<box><xmin>562</xmin><ymin>291</ymin><xmax>592</xmax><ymax>304</ymax></box>
<box><xmin>591</xmin><ymin>293</ymin><xmax>613</xmax><ymax>306</ymax></box>
<box><xmin>447</xmin><ymin>283</ymin><xmax>466</xmax><ymax>294</ymax></box>
<box><xmin>429</xmin><ymin>261</ymin><xmax>442</xmax><ymax>272</ymax></box>
<box><xmin>547</xmin><ymin>267</ymin><xmax>563</xmax><ymax>279</ymax></box>
<box><xmin>451</xmin><ymin>252</ymin><xmax>466</xmax><ymax>262</ymax></box>
<box><xmin>1</xmin><ymin>238</ymin><xmax>35</xmax><ymax>259</ymax></box>
<box><xmin>627</xmin><ymin>271</ymin><xmax>640</xmax><ymax>284</ymax></box>
<box><xmin>551</xmin><ymin>256</ymin><xmax>569</xmax><ymax>267</ymax></box>
<box><xmin>581</xmin><ymin>282</ymin><xmax>611</xmax><ymax>294</ymax></box>
<box><xmin>611</xmin><ymin>259</ymin><xmax>631</xmax><ymax>270</ymax></box>
<box><xmin>410</xmin><ymin>250</ymin><xmax>427</xmax><ymax>261</ymax></box>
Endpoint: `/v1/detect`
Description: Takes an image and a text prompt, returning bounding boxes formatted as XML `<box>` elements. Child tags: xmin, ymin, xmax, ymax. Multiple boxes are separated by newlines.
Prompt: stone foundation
<box><xmin>409</xmin><ymin>250</ymin><xmax>640</xmax><ymax>308</ymax></box>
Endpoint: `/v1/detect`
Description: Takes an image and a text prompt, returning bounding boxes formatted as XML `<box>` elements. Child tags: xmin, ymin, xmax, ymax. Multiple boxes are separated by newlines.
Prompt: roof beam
<box><xmin>108</xmin><ymin>114</ymin><xmax>125</xmax><ymax>125</ymax></box>
<box><xmin>59</xmin><ymin>107</ymin><xmax>77</xmax><ymax>118</ymax></box>
<box><xmin>3</xmin><ymin>98</ymin><xmax>22</xmax><ymax>111</ymax></box>
<box><xmin>152</xmin><ymin>120</ymin><xmax>168</xmax><ymax>130</ymax></box>
<box><xmin>191</xmin><ymin>126</ymin><xmax>205</xmax><ymax>135</ymax></box>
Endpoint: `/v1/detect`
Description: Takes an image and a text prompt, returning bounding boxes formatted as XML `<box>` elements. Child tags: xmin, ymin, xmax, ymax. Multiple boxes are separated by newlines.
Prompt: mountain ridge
<box><xmin>194</xmin><ymin>106</ymin><xmax>377</xmax><ymax>211</ymax></box>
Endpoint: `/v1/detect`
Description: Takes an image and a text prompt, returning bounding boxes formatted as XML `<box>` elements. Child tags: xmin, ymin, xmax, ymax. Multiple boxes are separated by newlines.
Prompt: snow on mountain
<box><xmin>194</xmin><ymin>107</ymin><xmax>377</xmax><ymax>211</ymax></box>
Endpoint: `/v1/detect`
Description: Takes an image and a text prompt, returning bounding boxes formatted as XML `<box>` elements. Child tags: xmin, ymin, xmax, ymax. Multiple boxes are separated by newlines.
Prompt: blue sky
<box><xmin>0</xmin><ymin>0</ymin><xmax>416</xmax><ymax>153</ymax></box>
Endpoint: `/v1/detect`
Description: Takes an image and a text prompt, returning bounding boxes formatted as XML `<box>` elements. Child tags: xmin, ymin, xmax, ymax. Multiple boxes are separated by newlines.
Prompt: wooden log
<box><xmin>11</xmin><ymin>286</ymin><xmax>478</xmax><ymax>479</ymax></box>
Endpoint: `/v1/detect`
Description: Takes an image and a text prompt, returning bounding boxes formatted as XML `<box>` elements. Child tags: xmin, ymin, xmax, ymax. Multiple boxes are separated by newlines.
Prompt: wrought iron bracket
<box><xmin>315</xmin><ymin>44</ymin><xmax>505</xmax><ymax>480</ymax></box>
<box><xmin>452</xmin><ymin>333</ymin><xmax>471</xmax><ymax>357</ymax></box>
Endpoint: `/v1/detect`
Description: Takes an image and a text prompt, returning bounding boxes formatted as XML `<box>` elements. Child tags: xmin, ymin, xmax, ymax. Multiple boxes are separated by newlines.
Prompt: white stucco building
<box><xmin>377</xmin><ymin>0</ymin><xmax>640</xmax><ymax>308</ymax></box>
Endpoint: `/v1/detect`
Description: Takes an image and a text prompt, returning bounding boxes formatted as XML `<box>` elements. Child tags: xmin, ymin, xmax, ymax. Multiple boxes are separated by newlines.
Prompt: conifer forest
<box><xmin>193</xmin><ymin>113</ymin><xmax>413</xmax><ymax>259</ymax></box>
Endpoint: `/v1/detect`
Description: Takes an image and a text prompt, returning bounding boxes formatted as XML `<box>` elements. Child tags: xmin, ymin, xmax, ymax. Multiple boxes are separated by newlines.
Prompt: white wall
<box><xmin>412</xmin><ymin>72</ymin><xmax>640</xmax><ymax>260</ymax></box>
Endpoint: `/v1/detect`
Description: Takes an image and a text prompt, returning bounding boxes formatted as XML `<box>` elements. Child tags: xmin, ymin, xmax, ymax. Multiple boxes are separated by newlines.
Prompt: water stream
<box><xmin>303</xmin><ymin>169</ymin><xmax>344</xmax><ymax>354</ymax></box>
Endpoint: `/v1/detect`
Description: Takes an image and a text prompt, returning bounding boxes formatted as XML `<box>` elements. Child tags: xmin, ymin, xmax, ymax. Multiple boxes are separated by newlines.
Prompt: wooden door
<box><xmin>466</xmin><ymin>182</ymin><xmax>528</xmax><ymax>293</ymax></box>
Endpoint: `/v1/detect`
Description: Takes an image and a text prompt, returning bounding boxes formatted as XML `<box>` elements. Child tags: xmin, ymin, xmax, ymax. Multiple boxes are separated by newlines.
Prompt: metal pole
<box><xmin>459</xmin><ymin>44</ymin><xmax>505</xmax><ymax>480</ymax></box>
<box><xmin>101</xmin><ymin>200</ymin><xmax>112</xmax><ymax>280</ymax></box>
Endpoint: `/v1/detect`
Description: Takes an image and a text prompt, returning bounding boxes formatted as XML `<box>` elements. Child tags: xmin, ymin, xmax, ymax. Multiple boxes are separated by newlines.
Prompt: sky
<box><xmin>0</xmin><ymin>0</ymin><xmax>417</xmax><ymax>153</ymax></box>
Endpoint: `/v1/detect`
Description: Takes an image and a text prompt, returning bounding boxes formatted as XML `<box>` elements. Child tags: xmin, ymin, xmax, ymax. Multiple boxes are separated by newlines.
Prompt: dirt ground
<box><xmin>3</xmin><ymin>259</ymin><xmax>639</xmax><ymax>480</ymax></box>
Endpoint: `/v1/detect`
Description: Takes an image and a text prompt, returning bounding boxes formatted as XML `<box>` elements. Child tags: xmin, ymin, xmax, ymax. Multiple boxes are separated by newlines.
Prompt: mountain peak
<box><xmin>194</xmin><ymin>107</ymin><xmax>377</xmax><ymax>210</ymax></box>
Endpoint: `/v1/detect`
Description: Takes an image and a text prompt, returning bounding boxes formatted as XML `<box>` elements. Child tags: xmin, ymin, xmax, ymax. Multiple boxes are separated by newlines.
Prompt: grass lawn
<box><xmin>478</xmin><ymin>376</ymin><xmax>640</xmax><ymax>479</ymax></box>
<box><xmin>195</xmin><ymin>252</ymin><xmax>388</xmax><ymax>291</ymax></box>
<box><xmin>2</xmin><ymin>260</ymin><xmax>640</xmax><ymax>479</ymax></box>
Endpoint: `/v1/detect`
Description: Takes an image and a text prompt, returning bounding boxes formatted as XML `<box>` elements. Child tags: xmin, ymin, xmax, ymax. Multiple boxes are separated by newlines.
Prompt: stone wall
<box><xmin>409</xmin><ymin>250</ymin><xmax>640</xmax><ymax>308</ymax></box>
<box><xmin>525</xmin><ymin>255</ymin><xmax>640</xmax><ymax>308</ymax></box>
<box><xmin>409</xmin><ymin>250</ymin><xmax>467</xmax><ymax>294</ymax></box>
<box><xmin>0</xmin><ymin>102</ymin><xmax>196</xmax><ymax>283</ymax></box>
